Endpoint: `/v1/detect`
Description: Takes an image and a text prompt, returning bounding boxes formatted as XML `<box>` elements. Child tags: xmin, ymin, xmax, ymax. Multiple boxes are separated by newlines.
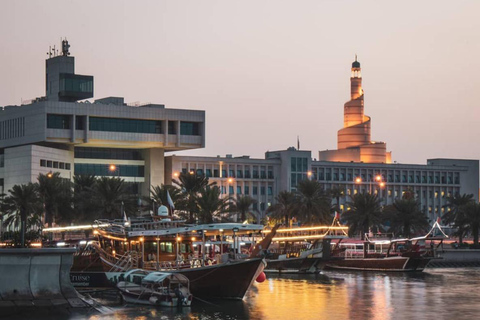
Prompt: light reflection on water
<box><xmin>30</xmin><ymin>268</ymin><xmax>480</xmax><ymax>320</ymax></box>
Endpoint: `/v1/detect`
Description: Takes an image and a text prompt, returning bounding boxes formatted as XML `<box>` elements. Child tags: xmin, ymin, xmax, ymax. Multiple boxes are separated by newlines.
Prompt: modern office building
<box><xmin>0</xmin><ymin>40</ymin><xmax>205</xmax><ymax>197</ymax></box>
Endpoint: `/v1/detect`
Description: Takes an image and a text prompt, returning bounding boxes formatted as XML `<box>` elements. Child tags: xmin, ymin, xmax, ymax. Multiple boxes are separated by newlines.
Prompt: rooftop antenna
<box><xmin>355</xmin><ymin>53</ymin><xmax>357</xmax><ymax>61</ymax></box>
<box><xmin>61</xmin><ymin>38</ymin><xmax>70</xmax><ymax>56</ymax></box>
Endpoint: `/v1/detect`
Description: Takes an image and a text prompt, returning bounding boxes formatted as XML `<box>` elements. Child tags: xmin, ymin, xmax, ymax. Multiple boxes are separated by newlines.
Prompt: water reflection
<box><xmin>20</xmin><ymin>268</ymin><xmax>480</xmax><ymax>320</ymax></box>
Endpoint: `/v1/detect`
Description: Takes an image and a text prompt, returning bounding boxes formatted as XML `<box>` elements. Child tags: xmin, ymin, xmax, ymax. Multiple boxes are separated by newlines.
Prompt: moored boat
<box><xmin>117</xmin><ymin>269</ymin><xmax>192</xmax><ymax>307</ymax></box>
<box><xmin>262</xmin><ymin>218</ymin><xmax>349</xmax><ymax>274</ymax></box>
<box><xmin>46</xmin><ymin>217</ymin><xmax>274</xmax><ymax>299</ymax></box>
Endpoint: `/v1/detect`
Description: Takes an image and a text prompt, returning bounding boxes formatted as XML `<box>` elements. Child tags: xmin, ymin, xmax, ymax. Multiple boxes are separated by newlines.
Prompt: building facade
<box><xmin>166</xmin><ymin>150</ymin><xmax>479</xmax><ymax>223</ymax></box>
<box><xmin>0</xmin><ymin>40</ymin><xmax>205</xmax><ymax>197</ymax></box>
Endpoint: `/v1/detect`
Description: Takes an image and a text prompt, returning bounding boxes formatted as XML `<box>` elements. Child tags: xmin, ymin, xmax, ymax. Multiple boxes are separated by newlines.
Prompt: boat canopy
<box><xmin>143</xmin><ymin>272</ymin><xmax>189</xmax><ymax>284</ymax></box>
<box><xmin>127</xmin><ymin>223</ymin><xmax>264</xmax><ymax>237</ymax></box>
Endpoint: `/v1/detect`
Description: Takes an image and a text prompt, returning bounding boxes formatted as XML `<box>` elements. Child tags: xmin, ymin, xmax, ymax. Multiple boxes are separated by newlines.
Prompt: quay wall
<box><xmin>428</xmin><ymin>249</ymin><xmax>480</xmax><ymax>267</ymax></box>
<box><xmin>0</xmin><ymin>248</ymin><xmax>88</xmax><ymax>310</ymax></box>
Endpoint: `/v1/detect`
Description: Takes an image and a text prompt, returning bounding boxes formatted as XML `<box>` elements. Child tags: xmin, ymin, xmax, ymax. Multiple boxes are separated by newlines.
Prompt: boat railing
<box><xmin>143</xmin><ymin>257</ymin><xmax>221</xmax><ymax>271</ymax></box>
<box><xmin>89</xmin><ymin>241</ymin><xmax>140</xmax><ymax>272</ymax></box>
<box><xmin>128</xmin><ymin>220</ymin><xmax>186</xmax><ymax>231</ymax></box>
<box><xmin>345</xmin><ymin>248</ymin><xmax>365</xmax><ymax>259</ymax></box>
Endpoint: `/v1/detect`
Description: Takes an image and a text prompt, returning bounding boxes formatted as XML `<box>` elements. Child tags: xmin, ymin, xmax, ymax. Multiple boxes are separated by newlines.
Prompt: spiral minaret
<box><xmin>318</xmin><ymin>57</ymin><xmax>391</xmax><ymax>163</ymax></box>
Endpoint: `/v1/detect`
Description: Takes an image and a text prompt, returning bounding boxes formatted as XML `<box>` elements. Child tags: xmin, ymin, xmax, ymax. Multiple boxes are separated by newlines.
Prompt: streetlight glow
<box><xmin>109</xmin><ymin>164</ymin><xmax>116</xmax><ymax>172</ymax></box>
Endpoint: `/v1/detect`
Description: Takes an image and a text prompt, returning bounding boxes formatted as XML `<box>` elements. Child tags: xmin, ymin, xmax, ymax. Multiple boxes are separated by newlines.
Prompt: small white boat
<box><xmin>117</xmin><ymin>269</ymin><xmax>192</xmax><ymax>307</ymax></box>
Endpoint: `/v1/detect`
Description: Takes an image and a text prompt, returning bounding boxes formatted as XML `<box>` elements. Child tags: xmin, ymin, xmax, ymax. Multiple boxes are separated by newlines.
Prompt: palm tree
<box><xmin>173</xmin><ymin>172</ymin><xmax>214</xmax><ymax>223</ymax></box>
<box><xmin>37</xmin><ymin>172</ymin><xmax>72</xmax><ymax>227</ymax></box>
<box><xmin>267</xmin><ymin>191</ymin><xmax>297</xmax><ymax>226</ymax></box>
<box><xmin>442</xmin><ymin>193</ymin><xmax>474</xmax><ymax>244</ymax></box>
<box><xmin>295</xmin><ymin>179</ymin><xmax>332</xmax><ymax>224</ymax></box>
<box><xmin>148</xmin><ymin>184</ymin><xmax>183</xmax><ymax>216</ymax></box>
<box><xmin>3</xmin><ymin>183</ymin><xmax>42</xmax><ymax>247</ymax></box>
<box><xmin>196</xmin><ymin>186</ymin><xmax>230</xmax><ymax>223</ymax></box>
<box><xmin>461</xmin><ymin>202</ymin><xmax>480</xmax><ymax>247</ymax></box>
<box><xmin>73</xmin><ymin>174</ymin><xmax>98</xmax><ymax>223</ymax></box>
<box><xmin>230</xmin><ymin>195</ymin><xmax>257</xmax><ymax>223</ymax></box>
<box><xmin>93</xmin><ymin>177</ymin><xmax>129</xmax><ymax>219</ymax></box>
<box><xmin>329</xmin><ymin>186</ymin><xmax>345</xmax><ymax>213</ymax></box>
<box><xmin>383</xmin><ymin>197</ymin><xmax>429</xmax><ymax>238</ymax></box>
<box><xmin>343</xmin><ymin>191</ymin><xmax>383</xmax><ymax>239</ymax></box>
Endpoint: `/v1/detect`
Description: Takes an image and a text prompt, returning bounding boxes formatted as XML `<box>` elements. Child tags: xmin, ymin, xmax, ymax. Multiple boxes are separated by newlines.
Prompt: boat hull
<box><xmin>323</xmin><ymin>256</ymin><xmax>431</xmax><ymax>272</ymax></box>
<box><xmin>71</xmin><ymin>258</ymin><xmax>265</xmax><ymax>300</ymax></box>
<box><xmin>264</xmin><ymin>257</ymin><xmax>319</xmax><ymax>274</ymax></box>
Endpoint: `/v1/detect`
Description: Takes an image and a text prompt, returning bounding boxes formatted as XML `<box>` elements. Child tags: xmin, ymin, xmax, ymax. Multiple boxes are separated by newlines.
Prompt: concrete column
<box><xmin>141</xmin><ymin>148</ymin><xmax>165</xmax><ymax>197</ymax></box>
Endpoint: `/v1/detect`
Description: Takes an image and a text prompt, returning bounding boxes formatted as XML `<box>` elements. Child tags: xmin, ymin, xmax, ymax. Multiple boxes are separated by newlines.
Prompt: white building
<box><xmin>0</xmin><ymin>40</ymin><xmax>205</xmax><ymax>197</ymax></box>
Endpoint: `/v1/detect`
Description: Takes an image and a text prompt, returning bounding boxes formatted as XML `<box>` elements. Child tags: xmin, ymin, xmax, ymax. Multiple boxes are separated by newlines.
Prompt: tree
<box><xmin>329</xmin><ymin>186</ymin><xmax>345</xmax><ymax>213</ymax></box>
<box><xmin>93</xmin><ymin>177</ymin><xmax>130</xmax><ymax>219</ymax></box>
<box><xmin>3</xmin><ymin>183</ymin><xmax>42</xmax><ymax>247</ymax></box>
<box><xmin>73</xmin><ymin>174</ymin><xmax>98</xmax><ymax>223</ymax></box>
<box><xmin>230</xmin><ymin>195</ymin><xmax>257</xmax><ymax>223</ymax></box>
<box><xmin>173</xmin><ymin>172</ymin><xmax>214</xmax><ymax>223</ymax></box>
<box><xmin>461</xmin><ymin>202</ymin><xmax>480</xmax><ymax>247</ymax></box>
<box><xmin>37</xmin><ymin>172</ymin><xmax>72</xmax><ymax>227</ymax></box>
<box><xmin>196</xmin><ymin>186</ymin><xmax>230</xmax><ymax>223</ymax></box>
<box><xmin>383</xmin><ymin>197</ymin><xmax>429</xmax><ymax>238</ymax></box>
<box><xmin>343</xmin><ymin>191</ymin><xmax>383</xmax><ymax>239</ymax></box>
<box><xmin>442</xmin><ymin>193</ymin><xmax>474</xmax><ymax>244</ymax></box>
<box><xmin>267</xmin><ymin>191</ymin><xmax>297</xmax><ymax>226</ymax></box>
<box><xmin>295</xmin><ymin>179</ymin><xmax>332</xmax><ymax>224</ymax></box>
<box><xmin>148</xmin><ymin>184</ymin><xmax>183</xmax><ymax>216</ymax></box>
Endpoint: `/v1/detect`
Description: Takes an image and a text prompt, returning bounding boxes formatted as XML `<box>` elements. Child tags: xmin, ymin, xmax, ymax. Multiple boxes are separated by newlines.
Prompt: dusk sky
<box><xmin>2</xmin><ymin>1</ymin><xmax>479</xmax><ymax>165</ymax></box>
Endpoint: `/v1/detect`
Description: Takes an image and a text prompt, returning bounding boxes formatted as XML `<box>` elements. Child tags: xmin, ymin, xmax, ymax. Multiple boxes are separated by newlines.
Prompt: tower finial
<box><xmin>355</xmin><ymin>54</ymin><xmax>357</xmax><ymax>62</ymax></box>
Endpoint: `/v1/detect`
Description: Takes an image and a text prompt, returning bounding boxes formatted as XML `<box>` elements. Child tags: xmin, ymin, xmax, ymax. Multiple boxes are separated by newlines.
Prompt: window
<box><xmin>89</xmin><ymin>117</ymin><xmax>162</xmax><ymax>134</ymax></box>
<box><xmin>237</xmin><ymin>170</ymin><xmax>243</xmax><ymax>178</ymax></box>
<box><xmin>213</xmin><ymin>169</ymin><xmax>219</xmax><ymax>177</ymax></box>
<box><xmin>65</xmin><ymin>163</ymin><xmax>71</xmax><ymax>170</ymax></box>
<box><xmin>260</xmin><ymin>186</ymin><xmax>266</xmax><ymax>195</ymax></box>
<box><xmin>53</xmin><ymin>161</ymin><xmax>59</xmax><ymax>169</ymax></box>
<box><xmin>245</xmin><ymin>169</ymin><xmax>251</xmax><ymax>178</ymax></box>
<box><xmin>229</xmin><ymin>169</ymin><xmax>235</xmax><ymax>177</ymax></box>
<box><xmin>180</xmin><ymin>122</ymin><xmax>200</xmax><ymax>135</ymax></box>
<box><xmin>244</xmin><ymin>186</ymin><xmax>250</xmax><ymax>195</ymax></box>
<box><xmin>75</xmin><ymin>116</ymin><xmax>85</xmax><ymax>130</ymax></box>
<box><xmin>260</xmin><ymin>202</ymin><xmax>265</xmax><ymax>211</ymax></box>
<box><xmin>206</xmin><ymin>169</ymin><xmax>212</xmax><ymax>177</ymax></box>
<box><xmin>40</xmin><ymin>159</ymin><xmax>46</xmax><ymax>167</ymax></box>
<box><xmin>74</xmin><ymin>163</ymin><xmax>144</xmax><ymax>177</ymax></box>
<box><xmin>237</xmin><ymin>186</ymin><xmax>241</xmax><ymax>194</ymax></box>
<box><xmin>75</xmin><ymin>147</ymin><xmax>142</xmax><ymax>160</ymax></box>
<box><xmin>267</xmin><ymin>186</ymin><xmax>273</xmax><ymax>195</ymax></box>
<box><xmin>47</xmin><ymin>161</ymin><xmax>52</xmax><ymax>168</ymax></box>
<box><xmin>253</xmin><ymin>186</ymin><xmax>258</xmax><ymax>195</ymax></box>
<box><xmin>168</xmin><ymin>121</ymin><xmax>176</xmax><ymax>134</ymax></box>
<box><xmin>222</xmin><ymin>169</ymin><xmax>227</xmax><ymax>177</ymax></box>
<box><xmin>47</xmin><ymin>114</ymin><xmax>70</xmax><ymax>129</ymax></box>
<box><xmin>229</xmin><ymin>186</ymin><xmax>234</xmax><ymax>194</ymax></box>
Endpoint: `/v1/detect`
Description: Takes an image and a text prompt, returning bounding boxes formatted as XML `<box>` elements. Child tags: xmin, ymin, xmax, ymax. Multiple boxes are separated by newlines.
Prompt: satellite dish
<box><xmin>158</xmin><ymin>205</ymin><xmax>169</xmax><ymax>217</ymax></box>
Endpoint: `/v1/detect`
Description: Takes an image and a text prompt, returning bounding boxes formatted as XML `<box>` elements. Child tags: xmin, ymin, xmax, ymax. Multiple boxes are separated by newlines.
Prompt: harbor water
<box><xmin>10</xmin><ymin>267</ymin><xmax>480</xmax><ymax>320</ymax></box>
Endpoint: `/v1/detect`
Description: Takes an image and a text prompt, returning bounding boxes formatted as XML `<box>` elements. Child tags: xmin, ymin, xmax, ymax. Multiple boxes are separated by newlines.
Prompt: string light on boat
<box><xmin>177</xmin><ymin>237</ymin><xmax>182</xmax><ymax>242</ymax></box>
<box><xmin>191</xmin><ymin>237</ymin><xmax>196</xmax><ymax>241</ymax></box>
<box><xmin>139</xmin><ymin>237</ymin><xmax>144</xmax><ymax>242</ymax></box>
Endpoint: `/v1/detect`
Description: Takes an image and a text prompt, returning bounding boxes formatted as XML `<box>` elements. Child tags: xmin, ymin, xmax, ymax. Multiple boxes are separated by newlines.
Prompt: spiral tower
<box><xmin>318</xmin><ymin>57</ymin><xmax>391</xmax><ymax>163</ymax></box>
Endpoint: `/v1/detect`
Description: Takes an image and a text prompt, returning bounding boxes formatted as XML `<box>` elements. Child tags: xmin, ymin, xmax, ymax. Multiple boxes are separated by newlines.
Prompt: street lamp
<box><xmin>354</xmin><ymin>175</ymin><xmax>384</xmax><ymax>194</ymax></box>
<box><xmin>109</xmin><ymin>164</ymin><xmax>120</xmax><ymax>177</ymax></box>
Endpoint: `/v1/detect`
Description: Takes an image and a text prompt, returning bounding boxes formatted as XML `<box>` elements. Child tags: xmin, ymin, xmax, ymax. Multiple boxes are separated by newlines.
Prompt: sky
<box><xmin>1</xmin><ymin>0</ymin><xmax>480</xmax><ymax>165</ymax></box>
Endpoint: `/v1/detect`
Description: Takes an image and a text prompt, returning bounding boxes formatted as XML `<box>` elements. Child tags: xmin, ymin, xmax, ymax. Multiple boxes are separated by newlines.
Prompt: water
<box><xmin>11</xmin><ymin>268</ymin><xmax>480</xmax><ymax>320</ymax></box>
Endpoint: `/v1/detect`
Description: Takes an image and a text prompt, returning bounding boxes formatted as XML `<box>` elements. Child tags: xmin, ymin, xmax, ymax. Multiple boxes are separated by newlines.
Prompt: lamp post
<box><xmin>355</xmin><ymin>175</ymin><xmax>384</xmax><ymax>194</ymax></box>
<box><xmin>109</xmin><ymin>164</ymin><xmax>120</xmax><ymax>178</ymax></box>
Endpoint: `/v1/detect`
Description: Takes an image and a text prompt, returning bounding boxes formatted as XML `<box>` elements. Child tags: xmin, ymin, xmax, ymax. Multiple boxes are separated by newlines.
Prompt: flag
<box><xmin>436</xmin><ymin>217</ymin><xmax>441</xmax><ymax>224</ymax></box>
<box><xmin>335</xmin><ymin>211</ymin><xmax>340</xmax><ymax>220</ymax></box>
<box><xmin>167</xmin><ymin>190</ymin><xmax>175</xmax><ymax>211</ymax></box>
<box><xmin>122</xmin><ymin>201</ymin><xmax>127</xmax><ymax>222</ymax></box>
<box><xmin>297</xmin><ymin>135</ymin><xmax>300</xmax><ymax>150</ymax></box>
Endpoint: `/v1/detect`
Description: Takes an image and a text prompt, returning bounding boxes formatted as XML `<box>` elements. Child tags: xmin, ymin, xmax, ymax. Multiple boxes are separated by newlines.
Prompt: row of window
<box><xmin>47</xmin><ymin>114</ymin><xmax>201</xmax><ymax>136</ymax></box>
<box><xmin>0</xmin><ymin>117</ymin><xmax>26</xmax><ymax>140</ymax></box>
<box><xmin>181</xmin><ymin>168</ymin><xmax>274</xmax><ymax>179</ymax></box>
<box><xmin>75</xmin><ymin>147</ymin><xmax>143</xmax><ymax>160</ymax></box>
<box><xmin>89</xmin><ymin>117</ymin><xmax>162</xmax><ymax>134</ymax></box>
<box><xmin>74</xmin><ymin>164</ymin><xmax>144</xmax><ymax>177</ymax></box>
<box><xmin>40</xmin><ymin>159</ymin><xmax>71</xmax><ymax>170</ymax></box>
<box><xmin>219</xmin><ymin>185</ymin><xmax>273</xmax><ymax>196</ymax></box>
<box><xmin>313</xmin><ymin>172</ymin><xmax>459</xmax><ymax>185</ymax></box>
